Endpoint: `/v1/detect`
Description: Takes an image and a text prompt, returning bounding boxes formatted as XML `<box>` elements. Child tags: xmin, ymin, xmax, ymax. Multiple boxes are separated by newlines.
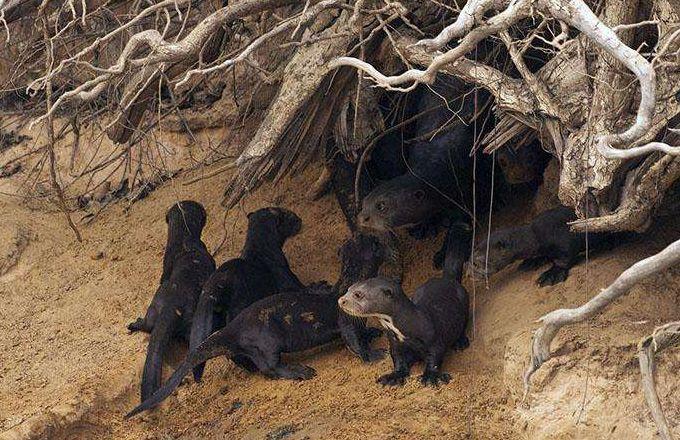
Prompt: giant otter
<box><xmin>339</xmin><ymin>224</ymin><xmax>471</xmax><ymax>387</ymax></box>
<box><xmin>127</xmin><ymin>201</ymin><xmax>216</xmax><ymax>401</ymax></box>
<box><xmin>471</xmin><ymin>205</ymin><xmax>615</xmax><ymax>286</ymax></box>
<box><xmin>125</xmin><ymin>234</ymin><xmax>387</xmax><ymax>417</ymax></box>
<box><xmin>357</xmin><ymin>82</ymin><xmax>492</xmax><ymax>239</ymax></box>
<box><xmin>189</xmin><ymin>207</ymin><xmax>304</xmax><ymax>381</ymax></box>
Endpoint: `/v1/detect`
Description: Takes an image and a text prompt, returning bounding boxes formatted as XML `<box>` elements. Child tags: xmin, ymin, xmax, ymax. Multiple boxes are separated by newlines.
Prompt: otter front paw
<box><xmin>537</xmin><ymin>265</ymin><xmax>569</xmax><ymax>286</ymax></box>
<box><xmin>377</xmin><ymin>371</ymin><xmax>408</xmax><ymax>386</ymax></box>
<box><xmin>420</xmin><ymin>370</ymin><xmax>451</xmax><ymax>387</ymax></box>
<box><xmin>361</xmin><ymin>348</ymin><xmax>386</xmax><ymax>363</ymax></box>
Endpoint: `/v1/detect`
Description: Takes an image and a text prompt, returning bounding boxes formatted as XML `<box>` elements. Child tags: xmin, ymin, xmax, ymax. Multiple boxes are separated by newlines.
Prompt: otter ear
<box><xmin>413</xmin><ymin>189</ymin><xmax>425</xmax><ymax>201</ymax></box>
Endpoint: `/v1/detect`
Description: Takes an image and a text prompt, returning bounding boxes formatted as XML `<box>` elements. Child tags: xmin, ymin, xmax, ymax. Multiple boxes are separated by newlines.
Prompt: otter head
<box><xmin>166</xmin><ymin>200</ymin><xmax>207</xmax><ymax>236</ymax></box>
<box><xmin>247</xmin><ymin>207</ymin><xmax>302</xmax><ymax>241</ymax></box>
<box><xmin>471</xmin><ymin>226</ymin><xmax>536</xmax><ymax>277</ymax></box>
<box><xmin>338</xmin><ymin>276</ymin><xmax>405</xmax><ymax>320</ymax></box>
<box><xmin>358</xmin><ymin>176</ymin><xmax>439</xmax><ymax>232</ymax></box>
<box><xmin>336</xmin><ymin>234</ymin><xmax>387</xmax><ymax>292</ymax></box>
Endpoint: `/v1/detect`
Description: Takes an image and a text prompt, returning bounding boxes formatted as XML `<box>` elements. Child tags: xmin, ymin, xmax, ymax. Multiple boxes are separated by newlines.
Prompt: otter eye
<box><xmin>376</xmin><ymin>201</ymin><xmax>387</xmax><ymax>213</ymax></box>
<box><xmin>382</xmin><ymin>288</ymin><xmax>392</xmax><ymax>297</ymax></box>
<box><xmin>413</xmin><ymin>189</ymin><xmax>425</xmax><ymax>201</ymax></box>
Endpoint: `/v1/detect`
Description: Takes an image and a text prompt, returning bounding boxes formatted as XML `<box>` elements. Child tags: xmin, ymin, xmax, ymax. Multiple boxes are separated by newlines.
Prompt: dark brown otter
<box><xmin>125</xmin><ymin>234</ymin><xmax>386</xmax><ymax>418</ymax></box>
<box><xmin>471</xmin><ymin>205</ymin><xmax>616</xmax><ymax>286</ymax></box>
<box><xmin>339</xmin><ymin>275</ymin><xmax>469</xmax><ymax>387</ymax></box>
<box><xmin>189</xmin><ymin>207</ymin><xmax>304</xmax><ymax>381</ymax></box>
<box><xmin>127</xmin><ymin>200</ymin><xmax>216</xmax><ymax>402</ymax></box>
<box><xmin>339</xmin><ymin>223</ymin><xmax>470</xmax><ymax>387</ymax></box>
<box><xmin>357</xmin><ymin>82</ymin><xmax>492</xmax><ymax>240</ymax></box>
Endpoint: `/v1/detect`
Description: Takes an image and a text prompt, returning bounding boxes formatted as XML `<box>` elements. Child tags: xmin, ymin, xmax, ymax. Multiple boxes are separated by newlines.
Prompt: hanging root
<box><xmin>638</xmin><ymin>321</ymin><xmax>680</xmax><ymax>440</ymax></box>
<box><xmin>523</xmin><ymin>239</ymin><xmax>680</xmax><ymax>399</ymax></box>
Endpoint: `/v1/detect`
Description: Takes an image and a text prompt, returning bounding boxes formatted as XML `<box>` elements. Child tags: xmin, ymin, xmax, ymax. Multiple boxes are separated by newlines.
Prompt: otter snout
<box><xmin>358</xmin><ymin>213</ymin><xmax>371</xmax><ymax>227</ymax></box>
<box><xmin>338</xmin><ymin>288</ymin><xmax>366</xmax><ymax>317</ymax></box>
<box><xmin>357</xmin><ymin>212</ymin><xmax>389</xmax><ymax>233</ymax></box>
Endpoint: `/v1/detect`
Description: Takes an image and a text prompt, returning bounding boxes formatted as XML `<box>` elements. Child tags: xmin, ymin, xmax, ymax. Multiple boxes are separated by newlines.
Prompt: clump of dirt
<box><xmin>0</xmin><ymin>157</ymin><xmax>678</xmax><ymax>439</ymax></box>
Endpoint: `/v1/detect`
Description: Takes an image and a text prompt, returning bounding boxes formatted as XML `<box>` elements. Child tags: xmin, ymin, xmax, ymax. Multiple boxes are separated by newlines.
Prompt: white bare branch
<box><xmin>29</xmin><ymin>0</ymin><xmax>299</xmax><ymax>127</ymax></box>
<box><xmin>176</xmin><ymin>0</ymin><xmax>343</xmax><ymax>89</ymax></box>
<box><xmin>411</xmin><ymin>0</ymin><xmax>509</xmax><ymax>52</ymax></box>
<box><xmin>27</xmin><ymin>0</ymin><xmax>192</xmax><ymax>94</ymax></box>
<box><xmin>638</xmin><ymin>322</ymin><xmax>680</xmax><ymax>440</ymax></box>
<box><xmin>330</xmin><ymin>0</ymin><xmax>531</xmax><ymax>89</ymax></box>
<box><xmin>523</xmin><ymin>238</ymin><xmax>680</xmax><ymax>398</ymax></box>
<box><xmin>537</xmin><ymin>0</ymin><xmax>680</xmax><ymax>160</ymax></box>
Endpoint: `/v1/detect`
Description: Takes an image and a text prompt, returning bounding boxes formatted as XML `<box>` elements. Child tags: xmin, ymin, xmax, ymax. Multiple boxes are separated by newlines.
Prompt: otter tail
<box><xmin>188</xmin><ymin>289</ymin><xmax>217</xmax><ymax>382</ymax></box>
<box><xmin>442</xmin><ymin>222</ymin><xmax>472</xmax><ymax>283</ymax></box>
<box><xmin>140</xmin><ymin>307</ymin><xmax>180</xmax><ymax>402</ymax></box>
<box><xmin>126</xmin><ymin>330</ymin><xmax>234</xmax><ymax>418</ymax></box>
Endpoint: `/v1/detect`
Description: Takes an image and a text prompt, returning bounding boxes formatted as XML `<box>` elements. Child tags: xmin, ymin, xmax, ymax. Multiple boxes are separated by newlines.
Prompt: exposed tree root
<box><xmin>524</xmin><ymin>239</ymin><xmax>680</xmax><ymax>398</ymax></box>
<box><xmin>638</xmin><ymin>321</ymin><xmax>680</xmax><ymax>440</ymax></box>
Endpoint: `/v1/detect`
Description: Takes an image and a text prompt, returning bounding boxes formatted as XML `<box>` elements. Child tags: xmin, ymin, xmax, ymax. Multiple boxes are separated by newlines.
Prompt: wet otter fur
<box><xmin>189</xmin><ymin>207</ymin><xmax>304</xmax><ymax>381</ymax></box>
<box><xmin>127</xmin><ymin>201</ymin><xmax>216</xmax><ymax>402</ymax></box>
<box><xmin>471</xmin><ymin>205</ymin><xmax>616</xmax><ymax>286</ymax></box>
<box><xmin>339</xmin><ymin>225</ymin><xmax>471</xmax><ymax>387</ymax></box>
<box><xmin>358</xmin><ymin>82</ymin><xmax>492</xmax><ymax>239</ymax></box>
<box><xmin>125</xmin><ymin>234</ymin><xmax>387</xmax><ymax>418</ymax></box>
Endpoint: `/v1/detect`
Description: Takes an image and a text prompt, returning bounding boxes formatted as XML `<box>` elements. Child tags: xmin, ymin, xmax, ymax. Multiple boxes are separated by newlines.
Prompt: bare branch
<box><xmin>524</xmin><ymin>238</ymin><xmax>680</xmax><ymax>398</ymax></box>
<box><xmin>638</xmin><ymin>321</ymin><xmax>680</xmax><ymax>440</ymax></box>
<box><xmin>538</xmin><ymin>0</ymin><xmax>680</xmax><ymax>159</ymax></box>
<box><xmin>30</xmin><ymin>0</ymin><xmax>300</xmax><ymax>126</ymax></box>
<box><xmin>176</xmin><ymin>0</ymin><xmax>344</xmax><ymax>89</ymax></box>
<box><xmin>330</xmin><ymin>0</ymin><xmax>531</xmax><ymax>90</ymax></box>
<box><xmin>412</xmin><ymin>0</ymin><xmax>508</xmax><ymax>52</ymax></box>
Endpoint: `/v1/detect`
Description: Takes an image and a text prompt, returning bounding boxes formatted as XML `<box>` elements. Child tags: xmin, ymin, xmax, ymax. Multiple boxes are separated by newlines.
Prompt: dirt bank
<box><xmin>0</xmin><ymin>160</ymin><xmax>678</xmax><ymax>439</ymax></box>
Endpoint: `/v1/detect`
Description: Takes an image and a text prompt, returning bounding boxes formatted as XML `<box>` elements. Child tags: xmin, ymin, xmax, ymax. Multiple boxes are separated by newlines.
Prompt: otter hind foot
<box><xmin>420</xmin><ymin>370</ymin><xmax>451</xmax><ymax>387</ymax></box>
<box><xmin>265</xmin><ymin>364</ymin><xmax>316</xmax><ymax>380</ymax></box>
<box><xmin>377</xmin><ymin>371</ymin><xmax>409</xmax><ymax>387</ymax></box>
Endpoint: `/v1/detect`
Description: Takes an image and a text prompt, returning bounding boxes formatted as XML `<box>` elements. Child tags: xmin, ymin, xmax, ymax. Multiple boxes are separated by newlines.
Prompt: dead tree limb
<box><xmin>524</xmin><ymin>238</ymin><xmax>680</xmax><ymax>398</ymax></box>
<box><xmin>638</xmin><ymin>321</ymin><xmax>680</xmax><ymax>440</ymax></box>
<box><xmin>332</xmin><ymin>0</ymin><xmax>680</xmax><ymax>232</ymax></box>
<box><xmin>30</xmin><ymin>0</ymin><xmax>301</xmax><ymax>127</ymax></box>
<box><xmin>40</xmin><ymin>10</ymin><xmax>82</xmax><ymax>242</ymax></box>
